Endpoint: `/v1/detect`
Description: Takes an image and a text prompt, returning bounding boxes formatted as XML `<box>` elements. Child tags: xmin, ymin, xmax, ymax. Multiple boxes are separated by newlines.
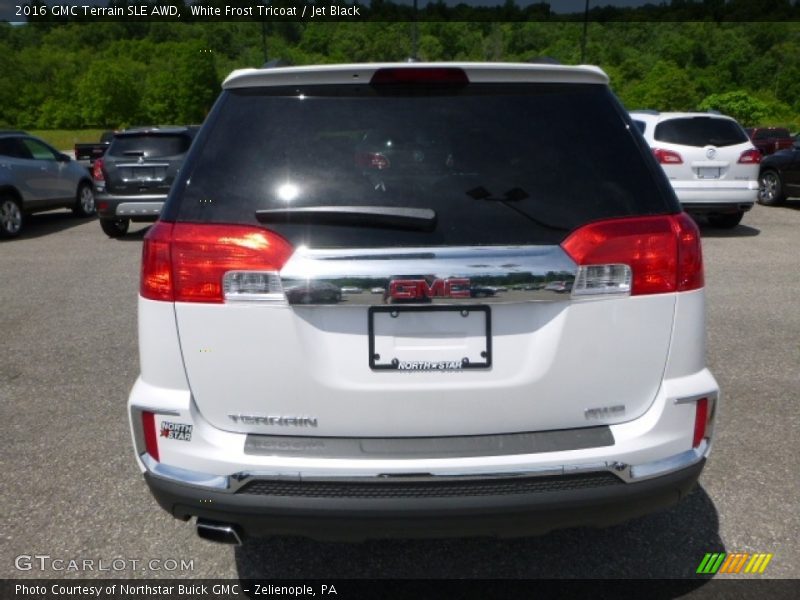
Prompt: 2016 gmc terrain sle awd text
<box><xmin>128</xmin><ymin>63</ymin><xmax>719</xmax><ymax>544</ymax></box>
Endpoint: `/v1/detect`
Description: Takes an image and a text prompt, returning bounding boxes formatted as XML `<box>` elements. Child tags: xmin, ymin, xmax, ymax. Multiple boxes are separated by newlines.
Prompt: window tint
<box><xmin>632</xmin><ymin>120</ymin><xmax>646</xmax><ymax>133</ymax></box>
<box><xmin>654</xmin><ymin>117</ymin><xmax>747</xmax><ymax>147</ymax></box>
<box><xmin>753</xmin><ymin>128</ymin><xmax>790</xmax><ymax>140</ymax></box>
<box><xmin>172</xmin><ymin>84</ymin><xmax>676</xmax><ymax>248</ymax></box>
<box><xmin>0</xmin><ymin>137</ymin><xmax>29</xmax><ymax>159</ymax></box>
<box><xmin>21</xmin><ymin>138</ymin><xmax>57</xmax><ymax>160</ymax></box>
<box><xmin>108</xmin><ymin>134</ymin><xmax>192</xmax><ymax>158</ymax></box>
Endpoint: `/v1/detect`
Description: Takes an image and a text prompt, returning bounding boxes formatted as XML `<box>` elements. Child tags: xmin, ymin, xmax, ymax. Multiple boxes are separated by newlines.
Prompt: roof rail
<box><xmin>527</xmin><ymin>56</ymin><xmax>562</xmax><ymax>65</ymax></box>
<box><xmin>261</xmin><ymin>58</ymin><xmax>292</xmax><ymax>69</ymax></box>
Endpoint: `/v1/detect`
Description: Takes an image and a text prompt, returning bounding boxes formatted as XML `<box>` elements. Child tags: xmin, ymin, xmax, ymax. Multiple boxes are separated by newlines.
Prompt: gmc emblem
<box><xmin>388</xmin><ymin>278</ymin><xmax>471</xmax><ymax>300</ymax></box>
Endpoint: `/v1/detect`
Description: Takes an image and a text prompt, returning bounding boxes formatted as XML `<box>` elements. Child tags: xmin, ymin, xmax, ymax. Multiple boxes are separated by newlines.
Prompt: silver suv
<box><xmin>129</xmin><ymin>63</ymin><xmax>718</xmax><ymax>544</ymax></box>
<box><xmin>0</xmin><ymin>130</ymin><xmax>95</xmax><ymax>238</ymax></box>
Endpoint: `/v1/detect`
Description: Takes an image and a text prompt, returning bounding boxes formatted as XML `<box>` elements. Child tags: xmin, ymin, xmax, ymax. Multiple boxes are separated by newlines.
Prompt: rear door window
<box><xmin>171</xmin><ymin>83</ymin><xmax>677</xmax><ymax>248</ymax></box>
<box><xmin>654</xmin><ymin>117</ymin><xmax>748</xmax><ymax>147</ymax></box>
<box><xmin>108</xmin><ymin>134</ymin><xmax>192</xmax><ymax>158</ymax></box>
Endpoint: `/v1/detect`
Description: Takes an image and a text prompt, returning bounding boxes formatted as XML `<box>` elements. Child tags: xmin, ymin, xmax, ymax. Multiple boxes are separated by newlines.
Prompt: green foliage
<box><xmin>698</xmin><ymin>91</ymin><xmax>771</xmax><ymax>125</ymax></box>
<box><xmin>1</xmin><ymin>20</ymin><xmax>799</xmax><ymax>130</ymax></box>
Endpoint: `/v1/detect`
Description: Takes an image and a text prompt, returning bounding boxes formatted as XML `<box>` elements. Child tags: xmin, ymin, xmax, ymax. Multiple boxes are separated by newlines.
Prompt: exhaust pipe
<box><xmin>196</xmin><ymin>519</ymin><xmax>243</xmax><ymax>546</ymax></box>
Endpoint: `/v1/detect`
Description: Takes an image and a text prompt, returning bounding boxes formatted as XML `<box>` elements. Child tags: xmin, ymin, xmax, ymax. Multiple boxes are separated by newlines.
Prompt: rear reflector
<box><xmin>738</xmin><ymin>149</ymin><xmax>762</xmax><ymax>164</ymax></box>
<box><xmin>693</xmin><ymin>397</ymin><xmax>709</xmax><ymax>448</ymax></box>
<box><xmin>561</xmin><ymin>213</ymin><xmax>703</xmax><ymax>296</ymax></box>
<box><xmin>140</xmin><ymin>222</ymin><xmax>294</xmax><ymax>303</ymax></box>
<box><xmin>370</xmin><ymin>67</ymin><xmax>469</xmax><ymax>86</ymax></box>
<box><xmin>142</xmin><ymin>411</ymin><xmax>159</xmax><ymax>462</ymax></box>
<box><xmin>652</xmin><ymin>148</ymin><xmax>683</xmax><ymax>164</ymax></box>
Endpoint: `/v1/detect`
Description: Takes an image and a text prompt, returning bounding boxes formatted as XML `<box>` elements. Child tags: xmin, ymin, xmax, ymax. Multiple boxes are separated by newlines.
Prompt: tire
<box><xmin>73</xmin><ymin>182</ymin><xmax>96</xmax><ymax>217</ymax></box>
<box><xmin>0</xmin><ymin>195</ymin><xmax>23</xmax><ymax>238</ymax></box>
<box><xmin>758</xmin><ymin>170</ymin><xmax>785</xmax><ymax>206</ymax></box>
<box><xmin>707</xmin><ymin>211</ymin><xmax>744</xmax><ymax>229</ymax></box>
<box><xmin>100</xmin><ymin>218</ymin><xmax>130</xmax><ymax>238</ymax></box>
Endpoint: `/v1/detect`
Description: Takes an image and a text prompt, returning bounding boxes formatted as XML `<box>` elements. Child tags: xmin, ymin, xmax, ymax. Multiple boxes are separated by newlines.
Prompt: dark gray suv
<box><xmin>94</xmin><ymin>126</ymin><xmax>198</xmax><ymax>237</ymax></box>
<box><xmin>0</xmin><ymin>130</ymin><xmax>95</xmax><ymax>238</ymax></box>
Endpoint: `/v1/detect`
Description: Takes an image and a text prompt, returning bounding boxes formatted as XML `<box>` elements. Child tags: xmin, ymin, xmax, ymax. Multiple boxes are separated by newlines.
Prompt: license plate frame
<box><xmin>368</xmin><ymin>305</ymin><xmax>492</xmax><ymax>371</ymax></box>
<box><xmin>696</xmin><ymin>167</ymin><xmax>721</xmax><ymax>179</ymax></box>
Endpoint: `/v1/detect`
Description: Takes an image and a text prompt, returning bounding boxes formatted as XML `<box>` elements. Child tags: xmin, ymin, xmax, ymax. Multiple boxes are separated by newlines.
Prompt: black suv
<box><xmin>94</xmin><ymin>126</ymin><xmax>198</xmax><ymax>237</ymax></box>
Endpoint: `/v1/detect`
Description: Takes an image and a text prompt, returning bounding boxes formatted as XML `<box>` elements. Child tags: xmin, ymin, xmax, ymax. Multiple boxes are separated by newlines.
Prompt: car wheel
<box><xmin>758</xmin><ymin>170</ymin><xmax>785</xmax><ymax>206</ymax></box>
<box><xmin>0</xmin><ymin>195</ymin><xmax>23</xmax><ymax>238</ymax></box>
<box><xmin>73</xmin><ymin>182</ymin><xmax>96</xmax><ymax>217</ymax></box>
<box><xmin>100</xmin><ymin>218</ymin><xmax>130</xmax><ymax>238</ymax></box>
<box><xmin>707</xmin><ymin>211</ymin><xmax>744</xmax><ymax>229</ymax></box>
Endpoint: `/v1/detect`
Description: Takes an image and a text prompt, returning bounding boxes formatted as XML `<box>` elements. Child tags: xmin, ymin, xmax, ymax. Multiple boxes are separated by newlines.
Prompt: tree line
<box><xmin>1</xmin><ymin>20</ymin><xmax>798</xmax><ymax>130</ymax></box>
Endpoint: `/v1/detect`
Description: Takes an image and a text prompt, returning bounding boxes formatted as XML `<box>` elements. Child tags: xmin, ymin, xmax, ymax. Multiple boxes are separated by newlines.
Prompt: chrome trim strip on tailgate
<box><xmin>279</xmin><ymin>245</ymin><xmax>577</xmax><ymax>306</ymax></box>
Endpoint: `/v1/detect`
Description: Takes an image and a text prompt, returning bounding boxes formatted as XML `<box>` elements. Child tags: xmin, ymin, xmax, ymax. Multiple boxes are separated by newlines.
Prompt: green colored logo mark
<box><xmin>697</xmin><ymin>552</ymin><xmax>773</xmax><ymax>575</ymax></box>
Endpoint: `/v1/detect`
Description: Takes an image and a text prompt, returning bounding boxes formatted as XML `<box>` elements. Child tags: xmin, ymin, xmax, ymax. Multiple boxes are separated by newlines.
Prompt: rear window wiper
<box><xmin>255</xmin><ymin>206</ymin><xmax>437</xmax><ymax>231</ymax></box>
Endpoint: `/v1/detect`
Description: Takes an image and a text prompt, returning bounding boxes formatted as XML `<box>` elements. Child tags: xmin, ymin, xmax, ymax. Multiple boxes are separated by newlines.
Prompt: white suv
<box><xmin>128</xmin><ymin>63</ymin><xmax>719</xmax><ymax>544</ymax></box>
<box><xmin>630</xmin><ymin>111</ymin><xmax>761</xmax><ymax>228</ymax></box>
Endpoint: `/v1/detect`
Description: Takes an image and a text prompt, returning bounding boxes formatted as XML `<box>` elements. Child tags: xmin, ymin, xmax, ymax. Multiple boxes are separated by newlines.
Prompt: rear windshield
<box><xmin>654</xmin><ymin>117</ymin><xmax>748</xmax><ymax>148</ymax></box>
<box><xmin>753</xmin><ymin>128</ymin><xmax>791</xmax><ymax>140</ymax></box>
<box><xmin>170</xmin><ymin>83</ymin><xmax>675</xmax><ymax>248</ymax></box>
<box><xmin>108</xmin><ymin>133</ymin><xmax>192</xmax><ymax>158</ymax></box>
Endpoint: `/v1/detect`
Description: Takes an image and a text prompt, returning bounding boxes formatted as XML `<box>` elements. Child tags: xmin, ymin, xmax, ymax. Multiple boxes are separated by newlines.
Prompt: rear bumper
<box><xmin>673</xmin><ymin>186</ymin><xmax>758</xmax><ymax>211</ymax></box>
<box><xmin>143</xmin><ymin>457</ymin><xmax>704</xmax><ymax>541</ymax></box>
<box><xmin>95</xmin><ymin>192</ymin><xmax>165</xmax><ymax>221</ymax></box>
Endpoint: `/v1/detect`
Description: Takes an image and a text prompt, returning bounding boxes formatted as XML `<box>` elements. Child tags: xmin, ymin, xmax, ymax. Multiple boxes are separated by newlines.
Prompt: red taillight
<box><xmin>561</xmin><ymin>213</ymin><xmax>703</xmax><ymax>295</ymax></box>
<box><xmin>140</xmin><ymin>222</ymin><xmax>294</xmax><ymax>303</ymax></box>
<box><xmin>355</xmin><ymin>152</ymin><xmax>390</xmax><ymax>170</ymax></box>
<box><xmin>92</xmin><ymin>158</ymin><xmax>105</xmax><ymax>181</ymax></box>
<box><xmin>142</xmin><ymin>411</ymin><xmax>159</xmax><ymax>461</ymax></box>
<box><xmin>738</xmin><ymin>149</ymin><xmax>762</xmax><ymax>164</ymax></box>
<box><xmin>652</xmin><ymin>148</ymin><xmax>683</xmax><ymax>164</ymax></box>
<box><xmin>693</xmin><ymin>397</ymin><xmax>709</xmax><ymax>448</ymax></box>
<box><xmin>370</xmin><ymin>67</ymin><xmax>469</xmax><ymax>86</ymax></box>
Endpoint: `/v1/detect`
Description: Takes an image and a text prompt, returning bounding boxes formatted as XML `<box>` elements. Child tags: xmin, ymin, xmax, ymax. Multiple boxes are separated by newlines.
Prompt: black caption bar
<box><xmin>6</xmin><ymin>0</ymin><xmax>800</xmax><ymax>23</ymax></box>
<box><xmin>3</xmin><ymin>579</ymin><xmax>800</xmax><ymax>600</ymax></box>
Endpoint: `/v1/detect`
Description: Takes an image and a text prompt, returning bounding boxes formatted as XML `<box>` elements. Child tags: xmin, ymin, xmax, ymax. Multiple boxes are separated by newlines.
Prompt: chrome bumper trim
<box><xmin>116</xmin><ymin>201</ymin><xmax>164</xmax><ymax>216</ymax></box>
<box><xmin>142</xmin><ymin>441</ymin><xmax>708</xmax><ymax>492</ymax></box>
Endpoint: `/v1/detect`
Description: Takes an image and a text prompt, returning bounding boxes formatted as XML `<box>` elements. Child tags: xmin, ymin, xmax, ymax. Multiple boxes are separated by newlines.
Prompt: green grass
<box><xmin>29</xmin><ymin>129</ymin><xmax>107</xmax><ymax>151</ymax></box>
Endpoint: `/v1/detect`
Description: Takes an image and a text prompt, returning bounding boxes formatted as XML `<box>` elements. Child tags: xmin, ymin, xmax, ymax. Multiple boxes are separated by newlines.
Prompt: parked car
<box><xmin>130</xmin><ymin>63</ymin><xmax>718</xmax><ymax>544</ymax></box>
<box><xmin>74</xmin><ymin>130</ymin><xmax>115</xmax><ymax>170</ymax></box>
<box><xmin>0</xmin><ymin>130</ymin><xmax>95</xmax><ymax>238</ymax></box>
<box><xmin>758</xmin><ymin>145</ymin><xmax>800</xmax><ymax>205</ymax></box>
<box><xmin>745</xmin><ymin>127</ymin><xmax>795</xmax><ymax>156</ymax></box>
<box><xmin>94</xmin><ymin>126</ymin><xmax>198</xmax><ymax>237</ymax></box>
<box><xmin>630</xmin><ymin>110</ymin><xmax>760</xmax><ymax>228</ymax></box>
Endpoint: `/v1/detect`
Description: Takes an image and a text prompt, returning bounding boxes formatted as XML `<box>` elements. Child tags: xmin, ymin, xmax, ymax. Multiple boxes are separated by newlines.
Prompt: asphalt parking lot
<box><xmin>2</xmin><ymin>202</ymin><xmax>798</xmax><ymax>582</ymax></box>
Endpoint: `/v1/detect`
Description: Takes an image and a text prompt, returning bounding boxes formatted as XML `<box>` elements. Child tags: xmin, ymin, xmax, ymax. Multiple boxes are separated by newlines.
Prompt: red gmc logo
<box><xmin>388</xmin><ymin>278</ymin><xmax>471</xmax><ymax>300</ymax></box>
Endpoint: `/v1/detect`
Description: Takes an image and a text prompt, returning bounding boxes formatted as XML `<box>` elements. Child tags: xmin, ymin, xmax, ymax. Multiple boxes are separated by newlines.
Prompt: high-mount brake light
<box><xmin>652</xmin><ymin>148</ymin><xmax>683</xmax><ymax>164</ymax></box>
<box><xmin>561</xmin><ymin>213</ymin><xmax>703</xmax><ymax>296</ymax></box>
<box><xmin>92</xmin><ymin>158</ymin><xmax>105</xmax><ymax>181</ymax></box>
<box><xmin>370</xmin><ymin>67</ymin><xmax>469</xmax><ymax>86</ymax></box>
<box><xmin>738</xmin><ymin>149</ymin><xmax>762</xmax><ymax>164</ymax></box>
<box><xmin>140</xmin><ymin>222</ymin><xmax>294</xmax><ymax>303</ymax></box>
